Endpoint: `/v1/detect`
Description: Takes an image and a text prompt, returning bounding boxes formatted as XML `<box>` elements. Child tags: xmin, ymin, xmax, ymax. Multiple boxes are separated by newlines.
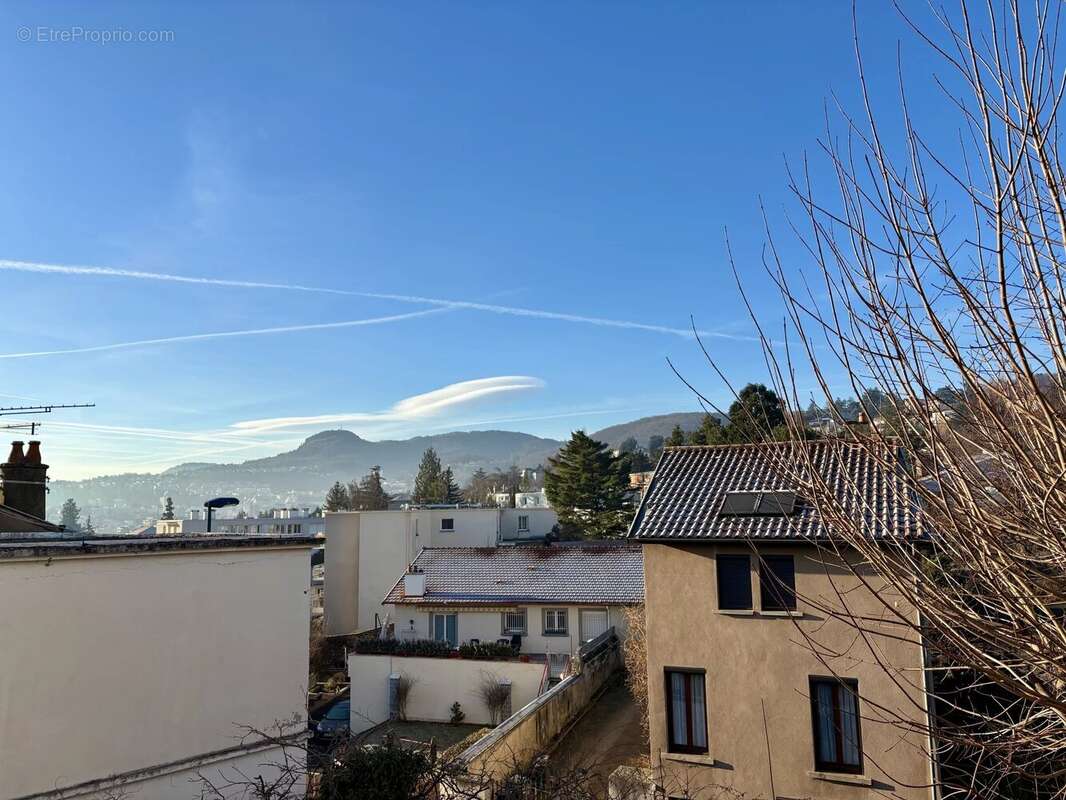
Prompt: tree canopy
<box><xmin>324</xmin><ymin>481</ymin><xmax>350</xmax><ymax>512</ymax></box>
<box><xmin>544</xmin><ymin>431</ymin><xmax>629</xmax><ymax>538</ymax></box>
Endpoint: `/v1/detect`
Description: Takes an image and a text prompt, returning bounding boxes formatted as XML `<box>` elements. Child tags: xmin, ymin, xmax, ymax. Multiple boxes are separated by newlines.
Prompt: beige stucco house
<box><xmin>630</xmin><ymin>441</ymin><xmax>934</xmax><ymax>800</ymax></box>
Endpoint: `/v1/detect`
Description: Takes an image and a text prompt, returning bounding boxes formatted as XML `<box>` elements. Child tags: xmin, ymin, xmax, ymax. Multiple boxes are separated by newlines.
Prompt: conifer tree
<box><xmin>726</xmin><ymin>383</ymin><xmax>785</xmax><ymax>442</ymax></box>
<box><xmin>439</xmin><ymin>466</ymin><xmax>462</xmax><ymax>505</ymax></box>
<box><xmin>350</xmin><ymin>466</ymin><xmax>391</xmax><ymax>510</ymax></box>
<box><xmin>83</xmin><ymin>514</ymin><xmax>96</xmax><ymax>536</ymax></box>
<box><xmin>544</xmin><ymin>431</ymin><xmax>629</xmax><ymax>538</ymax></box>
<box><xmin>464</xmin><ymin>467</ymin><xmax>491</xmax><ymax>505</ymax></box>
<box><xmin>59</xmin><ymin>498</ymin><xmax>81</xmax><ymax>531</ymax></box>
<box><xmin>162</xmin><ymin>496</ymin><xmax>175</xmax><ymax>520</ymax></box>
<box><xmin>324</xmin><ymin>481</ymin><xmax>350</xmax><ymax>512</ymax></box>
<box><xmin>665</xmin><ymin>425</ymin><xmax>686</xmax><ymax>447</ymax></box>
<box><xmin>412</xmin><ymin>448</ymin><xmax>444</xmax><ymax>504</ymax></box>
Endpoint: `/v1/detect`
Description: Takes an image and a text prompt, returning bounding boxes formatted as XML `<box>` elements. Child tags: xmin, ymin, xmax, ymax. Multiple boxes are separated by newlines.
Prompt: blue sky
<box><xmin>0</xmin><ymin>2</ymin><xmax>950</xmax><ymax>479</ymax></box>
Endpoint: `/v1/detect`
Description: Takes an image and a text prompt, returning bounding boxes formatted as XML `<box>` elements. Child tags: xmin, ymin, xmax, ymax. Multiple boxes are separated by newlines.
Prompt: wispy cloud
<box><xmin>232</xmin><ymin>376</ymin><xmax>546</xmax><ymax>432</ymax></box>
<box><xmin>0</xmin><ymin>258</ymin><xmax>756</xmax><ymax>342</ymax></box>
<box><xmin>0</xmin><ymin>308</ymin><xmax>447</xmax><ymax>360</ymax></box>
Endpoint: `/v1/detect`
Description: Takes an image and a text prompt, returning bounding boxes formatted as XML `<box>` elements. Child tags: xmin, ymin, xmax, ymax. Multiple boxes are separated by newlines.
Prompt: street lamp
<box><xmin>204</xmin><ymin>496</ymin><xmax>239</xmax><ymax>533</ymax></box>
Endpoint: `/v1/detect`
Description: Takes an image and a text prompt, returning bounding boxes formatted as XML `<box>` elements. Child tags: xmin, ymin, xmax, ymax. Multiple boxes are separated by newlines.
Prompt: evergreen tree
<box><xmin>464</xmin><ymin>467</ymin><xmax>492</xmax><ymax>505</ymax></box>
<box><xmin>544</xmin><ymin>431</ymin><xmax>629</xmax><ymax>538</ymax></box>
<box><xmin>727</xmin><ymin>383</ymin><xmax>786</xmax><ymax>442</ymax></box>
<box><xmin>59</xmin><ymin>498</ymin><xmax>81</xmax><ymax>531</ymax></box>
<box><xmin>350</xmin><ymin>466</ymin><xmax>391</xmax><ymax>510</ymax></box>
<box><xmin>439</xmin><ymin>466</ymin><xmax>463</xmax><ymax>505</ymax></box>
<box><xmin>688</xmin><ymin>414</ymin><xmax>727</xmax><ymax>445</ymax></box>
<box><xmin>665</xmin><ymin>424</ymin><xmax>686</xmax><ymax>447</ymax></box>
<box><xmin>619</xmin><ymin>437</ymin><xmax>639</xmax><ymax>455</ymax></box>
<box><xmin>324</xmin><ymin>481</ymin><xmax>351</xmax><ymax>512</ymax></box>
<box><xmin>647</xmin><ymin>434</ymin><xmax>665</xmax><ymax>462</ymax></box>
<box><xmin>83</xmin><ymin>514</ymin><xmax>96</xmax><ymax>536</ymax></box>
<box><xmin>161</xmin><ymin>496</ymin><xmax>175</xmax><ymax>520</ymax></box>
<box><xmin>412</xmin><ymin>448</ymin><xmax>445</xmax><ymax>504</ymax></box>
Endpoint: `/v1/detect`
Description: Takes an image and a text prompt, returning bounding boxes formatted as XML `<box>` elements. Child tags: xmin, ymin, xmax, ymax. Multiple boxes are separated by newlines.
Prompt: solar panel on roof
<box><xmin>719</xmin><ymin>491</ymin><xmax>760</xmax><ymax>515</ymax></box>
<box><xmin>757</xmin><ymin>491</ymin><xmax>797</xmax><ymax>515</ymax></box>
<box><xmin>718</xmin><ymin>490</ymin><xmax>798</xmax><ymax>517</ymax></box>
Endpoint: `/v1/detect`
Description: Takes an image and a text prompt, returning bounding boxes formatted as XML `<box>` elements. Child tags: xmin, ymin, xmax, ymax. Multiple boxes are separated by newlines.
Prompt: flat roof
<box><xmin>0</xmin><ymin>534</ymin><xmax>319</xmax><ymax>560</ymax></box>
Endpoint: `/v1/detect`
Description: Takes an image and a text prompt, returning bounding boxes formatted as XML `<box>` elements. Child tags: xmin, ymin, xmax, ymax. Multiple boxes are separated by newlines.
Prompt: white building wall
<box><xmin>348</xmin><ymin>653</ymin><xmax>545</xmax><ymax>732</ymax></box>
<box><xmin>389</xmin><ymin>603</ymin><xmax>631</xmax><ymax>657</ymax></box>
<box><xmin>498</xmin><ymin>507</ymin><xmax>557</xmax><ymax>542</ymax></box>
<box><xmin>325</xmin><ymin>509</ymin><xmax>505</xmax><ymax>635</ymax></box>
<box><xmin>0</xmin><ymin>544</ymin><xmax>312</xmax><ymax>800</ymax></box>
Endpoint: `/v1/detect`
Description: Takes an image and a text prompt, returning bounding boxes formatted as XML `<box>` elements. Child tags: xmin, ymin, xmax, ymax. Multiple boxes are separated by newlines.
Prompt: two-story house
<box><xmin>630</xmin><ymin>441</ymin><xmax>934</xmax><ymax>799</ymax></box>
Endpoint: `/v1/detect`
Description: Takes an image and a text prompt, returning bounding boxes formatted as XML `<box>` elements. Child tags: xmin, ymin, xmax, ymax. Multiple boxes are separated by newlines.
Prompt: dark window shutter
<box><xmin>716</xmin><ymin>555</ymin><xmax>752</xmax><ymax>610</ymax></box>
<box><xmin>760</xmin><ymin>554</ymin><xmax>796</xmax><ymax>611</ymax></box>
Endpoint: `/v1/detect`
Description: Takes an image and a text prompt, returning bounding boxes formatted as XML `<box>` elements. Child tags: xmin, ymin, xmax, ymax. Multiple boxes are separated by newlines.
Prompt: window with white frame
<box><xmin>440</xmin><ymin>517</ymin><xmax>455</xmax><ymax>531</ymax></box>
<box><xmin>543</xmin><ymin>608</ymin><xmax>568</xmax><ymax>635</ymax></box>
<box><xmin>501</xmin><ymin>608</ymin><xmax>527</xmax><ymax>635</ymax></box>
<box><xmin>518</xmin><ymin>514</ymin><xmax>529</xmax><ymax>532</ymax></box>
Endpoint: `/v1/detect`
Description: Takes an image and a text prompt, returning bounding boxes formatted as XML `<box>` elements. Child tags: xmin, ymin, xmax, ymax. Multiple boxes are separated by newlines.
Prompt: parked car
<box><xmin>315</xmin><ymin>698</ymin><xmax>350</xmax><ymax>739</ymax></box>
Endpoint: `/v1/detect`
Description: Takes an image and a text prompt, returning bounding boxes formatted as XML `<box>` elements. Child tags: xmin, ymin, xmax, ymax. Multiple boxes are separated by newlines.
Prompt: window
<box><xmin>440</xmin><ymin>517</ymin><xmax>454</xmax><ymax>531</ymax></box>
<box><xmin>518</xmin><ymin>514</ymin><xmax>529</xmax><ymax>532</ymax></box>
<box><xmin>543</xmin><ymin>608</ymin><xmax>568</xmax><ymax>635</ymax></box>
<box><xmin>431</xmin><ymin>613</ymin><xmax>458</xmax><ymax>647</ymax></box>
<box><xmin>759</xmin><ymin>554</ymin><xmax>796</xmax><ymax>611</ymax></box>
<box><xmin>809</xmin><ymin>677</ymin><xmax>863</xmax><ymax>774</ymax></box>
<box><xmin>665</xmin><ymin>669</ymin><xmax>708</xmax><ymax>754</ymax></box>
<box><xmin>502</xmin><ymin>608</ymin><xmax>527</xmax><ymax>635</ymax></box>
<box><xmin>718</xmin><ymin>490</ymin><xmax>798</xmax><ymax>517</ymax></box>
<box><xmin>716</xmin><ymin>555</ymin><xmax>752</xmax><ymax>610</ymax></box>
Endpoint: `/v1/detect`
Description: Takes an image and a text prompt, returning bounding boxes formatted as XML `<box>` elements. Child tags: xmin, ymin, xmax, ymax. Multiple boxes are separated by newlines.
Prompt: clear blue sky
<box><xmin>0</xmin><ymin>2</ymin><xmax>950</xmax><ymax>479</ymax></box>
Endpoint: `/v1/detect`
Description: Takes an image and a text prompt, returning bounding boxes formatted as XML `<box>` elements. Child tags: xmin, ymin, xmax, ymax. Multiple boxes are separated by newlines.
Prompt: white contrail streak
<box><xmin>0</xmin><ymin>258</ymin><xmax>756</xmax><ymax>342</ymax></box>
<box><xmin>0</xmin><ymin>308</ymin><xmax>446</xmax><ymax>360</ymax></box>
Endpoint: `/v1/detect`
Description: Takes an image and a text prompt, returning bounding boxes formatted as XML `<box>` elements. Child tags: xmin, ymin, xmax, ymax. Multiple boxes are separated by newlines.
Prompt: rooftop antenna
<box><xmin>0</xmin><ymin>402</ymin><xmax>95</xmax><ymax>437</ymax></box>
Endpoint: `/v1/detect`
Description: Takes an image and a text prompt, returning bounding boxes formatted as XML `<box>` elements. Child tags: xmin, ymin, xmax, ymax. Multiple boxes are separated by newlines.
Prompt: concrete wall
<box><xmin>457</xmin><ymin>637</ymin><xmax>622</xmax><ymax>791</ymax></box>
<box><xmin>498</xmin><ymin>507</ymin><xmax>557</xmax><ymax>542</ymax></box>
<box><xmin>388</xmin><ymin>603</ymin><xmax>631</xmax><ymax>657</ymax></box>
<box><xmin>0</xmin><ymin>543</ymin><xmax>312</xmax><ymax>799</ymax></box>
<box><xmin>643</xmin><ymin>542</ymin><xmax>934</xmax><ymax>800</ymax></box>
<box><xmin>348</xmin><ymin>653</ymin><xmax>545</xmax><ymax>733</ymax></box>
<box><xmin>54</xmin><ymin>742</ymin><xmax>303</xmax><ymax>800</ymax></box>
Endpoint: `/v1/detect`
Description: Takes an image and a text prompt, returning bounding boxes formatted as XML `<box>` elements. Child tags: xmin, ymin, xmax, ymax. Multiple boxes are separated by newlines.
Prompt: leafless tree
<box><xmin>696</xmin><ymin>1</ymin><xmax>1066</xmax><ymax>796</ymax></box>
<box><xmin>621</xmin><ymin>604</ymin><xmax>649</xmax><ymax>743</ymax></box>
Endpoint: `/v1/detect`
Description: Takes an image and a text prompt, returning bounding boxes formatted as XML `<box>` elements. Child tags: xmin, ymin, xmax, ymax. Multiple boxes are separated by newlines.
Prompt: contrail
<box><xmin>0</xmin><ymin>258</ymin><xmax>756</xmax><ymax>342</ymax></box>
<box><xmin>0</xmin><ymin>308</ymin><xmax>446</xmax><ymax>360</ymax></box>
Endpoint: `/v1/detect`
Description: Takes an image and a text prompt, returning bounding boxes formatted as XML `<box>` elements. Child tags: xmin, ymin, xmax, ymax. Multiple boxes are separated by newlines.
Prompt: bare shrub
<box><xmin>620</xmin><ymin>604</ymin><xmax>648</xmax><ymax>743</ymax></box>
<box><xmin>478</xmin><ymin>671</ymin><xmax>510</xmax><ymax>725</ymax></box>
<box><xmin>394</xmin><ymin>673</ymin><xmax>417</xmax><ymax>722</ymax></box>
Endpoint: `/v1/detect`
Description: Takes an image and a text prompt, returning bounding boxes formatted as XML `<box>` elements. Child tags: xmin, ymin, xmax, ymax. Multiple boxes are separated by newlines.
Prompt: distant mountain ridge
<box><xmin>48</xmin><ymin>412</ymin><xmax>708</xmax><ymax>532</ymax></box>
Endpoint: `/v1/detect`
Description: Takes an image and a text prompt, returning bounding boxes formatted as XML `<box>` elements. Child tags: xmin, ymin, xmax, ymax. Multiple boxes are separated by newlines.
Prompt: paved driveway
<box><xmin>549</xmin><ymin>679</ymin><xmax>647</xmax><ymax>793</ymax></box>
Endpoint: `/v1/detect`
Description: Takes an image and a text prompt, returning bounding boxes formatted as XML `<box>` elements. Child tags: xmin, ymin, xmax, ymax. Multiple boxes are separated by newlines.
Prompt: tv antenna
<box><xmin>0</xmin><ymin>402</ymin><xmax>95</xmax><ymax>436</ymax></box>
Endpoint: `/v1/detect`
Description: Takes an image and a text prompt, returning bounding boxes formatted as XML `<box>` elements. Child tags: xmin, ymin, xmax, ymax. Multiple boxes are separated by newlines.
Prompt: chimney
<box><xmin>1</xmin><ymin>440</ymin><xmax>48</xmax><ymax>521</ymax></box>
<box><xmin>403</xmin><ymin>566</ymin><xmax>426</xmax><ymax>598</ymax></box>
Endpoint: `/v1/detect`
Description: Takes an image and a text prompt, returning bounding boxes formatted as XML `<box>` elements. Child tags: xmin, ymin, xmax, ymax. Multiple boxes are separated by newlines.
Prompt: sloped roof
<box><xmin>628</xmin><ymin>440</ymin><xmax>922</xmax><ymax>542</ymax></box>
<box><xmin>384</xmin><ymin>545</ymin><xmax>644</xmax><ymax>606</ymax></box>
<box><xmin>0</xmin><ymin>503</ymin><xmax>62</xmax><ymax>534</ymax></box>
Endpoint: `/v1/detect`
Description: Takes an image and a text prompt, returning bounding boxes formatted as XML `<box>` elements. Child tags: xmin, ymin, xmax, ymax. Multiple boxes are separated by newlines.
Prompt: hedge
<box><xmin>352</xmin><ymin>638</ymin><xmax>453</xmax><ymax>657</ymax></box>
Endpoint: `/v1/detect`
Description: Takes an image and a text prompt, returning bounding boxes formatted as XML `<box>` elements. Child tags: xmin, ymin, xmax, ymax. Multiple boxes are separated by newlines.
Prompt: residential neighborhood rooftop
<box><xmin>0</xmin><ymin>533</ymin><xmax>321</xmax><ymax>560</ymax></box>
<box><xmin>629</xmin><ymin>440</ymin><xmax>922</xmax><ymax>542</ymax></box>
<box><xmin>384</xmin><ymin>544</ymin><xmax>644</xmax><ymax>606</ymax></box>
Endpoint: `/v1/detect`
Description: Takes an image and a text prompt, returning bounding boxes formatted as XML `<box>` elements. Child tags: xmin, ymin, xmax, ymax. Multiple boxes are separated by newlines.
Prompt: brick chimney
<box><xmin>1</xmin><ymin>440</ymin><xmax>48</xmax><ymax>521</ymax></box>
